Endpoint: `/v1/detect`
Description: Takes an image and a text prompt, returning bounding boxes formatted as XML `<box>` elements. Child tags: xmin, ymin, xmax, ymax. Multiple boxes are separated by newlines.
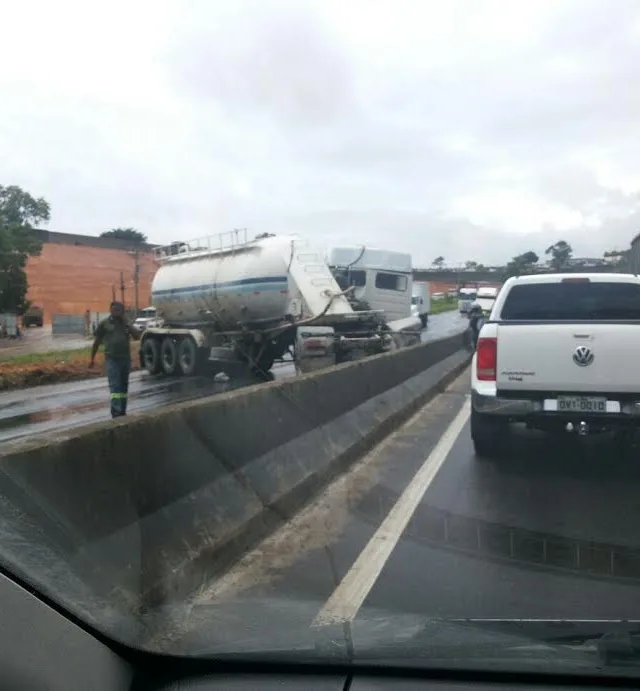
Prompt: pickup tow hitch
<box><xmin>565</xmin><ymin>421</ymin><xmax>590</xmax><ymax>435</ymax></box>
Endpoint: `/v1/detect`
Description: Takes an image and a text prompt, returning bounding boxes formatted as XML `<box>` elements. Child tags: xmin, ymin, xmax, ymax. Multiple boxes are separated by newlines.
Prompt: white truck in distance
<box><xmin>139</xmin><ymin>231</ymin><xmax>418</xmax><ymax>379</ymax></box>
<box><xmin>458</xmin><ymin>287</ymin><xmax>477</xmax><ymax>313</ymax></box>
<box><xmin>475</xmin><ymin>286</ymin><xmax>499</xmax><ymax>316</ymax></box>
<box><xmin>411</xmin><ymin>281</ymin><xmax>430</xmax><ymax>327</ymax></box>
<box><xmin>132</xmin><ymin>306</ymin><xmax>158</xmax><ymax>332</ymax></box>
<box><xmin>471</xmin><ymin>273</ymin><xmax>640</xmax><ymax>459</ymax></box>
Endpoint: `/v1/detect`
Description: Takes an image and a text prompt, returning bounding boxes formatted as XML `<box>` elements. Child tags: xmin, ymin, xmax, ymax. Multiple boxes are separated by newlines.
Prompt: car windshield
<box><xmin>3</xmin><ymin>0</ymin><xmax>640</xmax><ymax>681</ymax></box>
<box><xmin>501</xmin><ymin>281</ymin><xmax>640</xmax><ymax>320</ymax></box>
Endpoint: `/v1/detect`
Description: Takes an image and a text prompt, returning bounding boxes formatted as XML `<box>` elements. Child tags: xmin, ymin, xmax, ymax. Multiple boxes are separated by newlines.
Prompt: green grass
<box><xmin>0</xmin><ymin>341</ymin><xmax>141</xmax><ymax>392</ymax></box>
<box><xmin>430</xmin><ymin>296</ymin><xmax>458</xmax><ymax>315</ymax></box>
<box><xmin>0</xmin><ymin>347</ymin><xmax>90</xmax><ymax>365</ymax></box>
<box><xmin>0</xmin><ymin>340</ymin><xmax>139</xmax><ymax>366</ymax></box>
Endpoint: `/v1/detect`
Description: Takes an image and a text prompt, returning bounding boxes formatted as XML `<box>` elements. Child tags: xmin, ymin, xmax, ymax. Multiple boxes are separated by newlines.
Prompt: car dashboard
<box><xmin>0</xmin><ymin>568</ymin><xmax>635</xmax><ymax>691</ymax></box>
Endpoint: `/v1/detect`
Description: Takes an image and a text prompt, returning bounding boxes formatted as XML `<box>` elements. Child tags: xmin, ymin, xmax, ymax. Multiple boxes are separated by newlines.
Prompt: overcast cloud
<box><xmin>1</xmin><ymin>0</ymin><xmax>640</xmax><ymax>265</ymax></box>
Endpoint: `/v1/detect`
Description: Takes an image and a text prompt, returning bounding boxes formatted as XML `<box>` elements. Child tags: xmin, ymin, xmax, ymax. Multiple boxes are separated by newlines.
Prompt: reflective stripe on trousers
<box><xmin>106</xmin><ymin>358</ymin><xmax>130</xmax><ymax>418</ymax></box>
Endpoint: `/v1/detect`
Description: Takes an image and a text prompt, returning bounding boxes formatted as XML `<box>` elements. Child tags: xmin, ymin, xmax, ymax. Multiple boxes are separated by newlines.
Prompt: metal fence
<box><xmin>0</xmin><ymin>313</ymin><xmax>19</xmax><ymax>338</ymax></box>
<box><xmin>354</xmin><ymin>490</ymin><xmax>640</xmax><ymax>585</ymax></box>
<box><xmin>51</xmin><ymin>314</ymin><xmax>87</xmax><ymax>336</ymax></box>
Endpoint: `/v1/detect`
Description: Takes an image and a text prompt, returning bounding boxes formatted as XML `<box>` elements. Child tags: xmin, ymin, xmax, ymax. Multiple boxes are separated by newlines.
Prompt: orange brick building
<box><xmin>25</xmin><ymin>230</ymin><xmax>159</xmax><ymax>323</ymax></box>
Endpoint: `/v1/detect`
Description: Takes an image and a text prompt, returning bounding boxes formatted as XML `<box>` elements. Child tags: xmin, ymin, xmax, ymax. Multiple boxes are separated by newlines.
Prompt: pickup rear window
<box><xmin>500</xmin><ymin>281</ymin><xmax>640</xmax><ymax>320</ymax></box>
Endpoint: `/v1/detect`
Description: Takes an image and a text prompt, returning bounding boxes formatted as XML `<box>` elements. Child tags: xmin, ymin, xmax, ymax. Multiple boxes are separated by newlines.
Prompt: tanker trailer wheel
<box><xmin>177</xmin><ymin>336</ymin><xmax>206</xmax><ymax>377</ymax></box>
<box><xmin>239</xmin><ymin>342</ymin><xmax>275</xmax><ymax>379</ymax></box>
<box><xmin>160</xmin><ymin>336</ymin><xmax>180</xmax><ymax>376</ymax></box>
<box><xmin>251</xmin><ymin>344</ymin><xmax>275</xmax><ymax>378</ymax></box>
<box><xmin>141</xmin><ymin>336</ymin><xmax>161</xmax><ymax>375</ymax></box>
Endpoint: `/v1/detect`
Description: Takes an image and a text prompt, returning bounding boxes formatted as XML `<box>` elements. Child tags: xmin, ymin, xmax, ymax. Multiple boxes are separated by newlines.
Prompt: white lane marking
<box><xmin>312</xmin><ymin>396</ymin><xmax>471</xmax><ymax>627</ymax></box>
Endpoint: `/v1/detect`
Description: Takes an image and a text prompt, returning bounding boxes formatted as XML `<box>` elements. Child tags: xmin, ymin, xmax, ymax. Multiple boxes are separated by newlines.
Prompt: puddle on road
<box><xmin>0</xmin><ymin>399</ymin><xmax>108</xmax><ymax>431</ymax></box>
<box><xmin>0</xmin><ymin>372</ymin><xmax>275</xmax><ymax>441</ymax></box>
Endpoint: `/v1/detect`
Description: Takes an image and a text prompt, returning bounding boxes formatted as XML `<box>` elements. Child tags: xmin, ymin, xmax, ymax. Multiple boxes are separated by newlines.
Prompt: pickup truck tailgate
<box><xmin>496</xmin><ymin>323</ymin><xmax>640</xmax><ymax>393</ymax></box>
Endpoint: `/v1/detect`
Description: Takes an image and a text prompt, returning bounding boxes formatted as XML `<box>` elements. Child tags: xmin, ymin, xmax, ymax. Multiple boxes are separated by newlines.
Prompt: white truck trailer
<box><xmin>139</xmin><ymin>231</ymin><xmax>407</xmax><ymax>378</ymax></box>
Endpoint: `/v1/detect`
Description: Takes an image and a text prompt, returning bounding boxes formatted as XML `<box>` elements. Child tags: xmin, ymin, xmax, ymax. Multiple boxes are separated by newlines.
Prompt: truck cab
<box><xmin>327</xmin><ymin>246</ymin><xmax>413</xmax><ymax>321</ymax></box>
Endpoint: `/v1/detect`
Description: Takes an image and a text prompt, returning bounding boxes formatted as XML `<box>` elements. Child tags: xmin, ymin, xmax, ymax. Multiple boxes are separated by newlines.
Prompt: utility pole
<box><xmin>133</xmin><ymin>250</ymin><xmax>140</xmax><ymax>315</ymax></box>
<box><xmin>120</xmin><ymin>271</ymin><xmax>125</xmax><ymax>306</ymax></box>
<box><xmin>112</xmin><ymin>285</ymin><xmax>116</xmax><ymax>302</ymax></box>
<box><xmin>128</xmin><ymin>247</ymin><xmax>141</xmax><ymax>316</ymax></box>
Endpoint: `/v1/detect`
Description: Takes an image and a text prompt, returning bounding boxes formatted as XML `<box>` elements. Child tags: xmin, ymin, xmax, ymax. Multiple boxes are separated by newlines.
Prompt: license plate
<box><xmin>557</xmin><ymin>396</ymin><xmax>607</xmax><ymax>413</ymax></box>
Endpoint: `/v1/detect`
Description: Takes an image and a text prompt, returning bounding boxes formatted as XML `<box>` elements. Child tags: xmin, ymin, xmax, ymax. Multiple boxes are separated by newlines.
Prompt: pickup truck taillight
<box><xmin>476</xmin><ymin>337</ymin><xmax>497</xmax><ymax>381</ymax></box>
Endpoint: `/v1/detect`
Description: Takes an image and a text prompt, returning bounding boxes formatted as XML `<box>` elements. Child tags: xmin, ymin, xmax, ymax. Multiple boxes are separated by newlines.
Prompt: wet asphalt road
<box><xmin>167</xmin><ymin>367</ymin><xmax>640</xmax><ymax>658</ymax></box>
<box><xmin>0</xmin><ymin>310</ymin><xmax>468</xmax><ymax>444</ymax></box>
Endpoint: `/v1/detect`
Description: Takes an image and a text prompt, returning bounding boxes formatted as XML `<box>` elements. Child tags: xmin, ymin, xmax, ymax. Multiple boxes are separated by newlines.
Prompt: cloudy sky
<box><xmin>1</xmin><ymin>0</ymin><xmax>640</xmax><ymax>266</ymax></box>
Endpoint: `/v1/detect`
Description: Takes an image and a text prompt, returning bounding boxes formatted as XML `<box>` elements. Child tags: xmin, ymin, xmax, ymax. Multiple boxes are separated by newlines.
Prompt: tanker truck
<box><xmin>139</xmin><ymin>230</ymin><xmax>402</xmax><ymax>378</ymax></box>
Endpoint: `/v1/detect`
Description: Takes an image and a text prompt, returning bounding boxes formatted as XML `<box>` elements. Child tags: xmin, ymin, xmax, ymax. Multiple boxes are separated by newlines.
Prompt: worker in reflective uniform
<box><xmin>90</xmin><ymin>301</ymin><xmax>140</xmax><ymax>418</ymax></box>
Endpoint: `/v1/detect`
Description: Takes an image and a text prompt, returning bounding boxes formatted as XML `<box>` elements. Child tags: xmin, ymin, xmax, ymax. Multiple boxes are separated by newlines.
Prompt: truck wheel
<box><xmin>250</xmin><ymin>349</ymin><xmax>274</xmax><ymax>378</ymax></box>
<box><xmin>240</xmin><ymin>343</ymin><xmax>275</xmax><ymax>377</ymax></box>
<box><xmin>160</xmin><ymin>337</ymin><xmax>179</xmax><ymax>376</ymax></box>
<box><xmin>141</xmin><ymin>337</ymin><xmax>161</xmax><ymax>375</ymax></box>
<box><xmin>177</xmin><ymin>336</ymin><xmax>205</xmax><ymax>377</ymax></box>
<box><xmin>420</xmin><ymin>315</ymin><xmax>428</xmax><ymax>328</ymax></box>
<box><xmin>471</xmin><ymin>408</ymin><xmax>507</xmax><ymax>460</ymax></box>
<box><xmin>255</xmin><ymin>353</ymin><xmax>274</xmax><ymax>376</ymax></box>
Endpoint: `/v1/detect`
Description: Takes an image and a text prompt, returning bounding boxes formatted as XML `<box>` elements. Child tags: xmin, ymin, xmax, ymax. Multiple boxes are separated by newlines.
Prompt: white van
<box><xmin>411</xmin><ymin>282</ymin><xmax>430</xmax><ymax>327</ymax></box>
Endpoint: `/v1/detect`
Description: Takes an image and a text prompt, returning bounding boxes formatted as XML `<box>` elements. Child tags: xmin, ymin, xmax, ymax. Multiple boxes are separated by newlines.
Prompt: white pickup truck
<box><xmin>471</xmin><ymin>272</ymin><xmax>640</xmax><ymax>459</ymax></box>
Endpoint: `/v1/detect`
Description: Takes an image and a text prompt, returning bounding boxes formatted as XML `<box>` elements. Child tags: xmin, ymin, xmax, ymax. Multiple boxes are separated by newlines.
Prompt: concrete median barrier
<box><xmin>0</xmin><ymin>330</ymin><xmax>472</xmax><ymax>638</ymax></box>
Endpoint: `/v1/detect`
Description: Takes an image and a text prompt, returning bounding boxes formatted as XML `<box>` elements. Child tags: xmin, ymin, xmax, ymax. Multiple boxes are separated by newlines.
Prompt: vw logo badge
<box><xmin>573</xmin><ymin>345</ymin><xmax>594</xmax><ymax>367</ymax></box>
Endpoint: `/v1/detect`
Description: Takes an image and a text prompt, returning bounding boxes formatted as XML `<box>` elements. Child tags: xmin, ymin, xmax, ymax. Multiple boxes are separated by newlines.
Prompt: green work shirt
<box><xmin>95</xmin><ymin>317</ymin><xmax>133</xmax><ymax>361</ymax></box>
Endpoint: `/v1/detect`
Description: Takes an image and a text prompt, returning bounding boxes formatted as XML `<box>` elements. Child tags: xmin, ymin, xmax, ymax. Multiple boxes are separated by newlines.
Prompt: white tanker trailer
<box><xmin>139</xmin><ymin>230</ymin><xmax>399</xmax><ymax>378</ymax></box>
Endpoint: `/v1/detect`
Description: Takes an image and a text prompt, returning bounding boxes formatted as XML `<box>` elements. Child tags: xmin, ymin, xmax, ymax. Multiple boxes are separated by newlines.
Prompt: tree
<box><xmin>545</xmin><ymin>240</ymin><xmax>572</xmax><ymax>271</ymax></box>
<box><xmin>0</xmin><ymin>185</ymin><xmax>49</xmax><ymax>314</ymax></box>
<box><xmin>432</xmin><ymin>256</ymin><xmax>445</xmax><ymax>268</ymax></box>
<box><xmin>100</xmin><ymin>227</ymin><xmax>147</xmax><ymax>244</ymax></box>
<box><xmin>503</xmin><ymin>250</ymin><xmax>539</xmax><ymax>279</ymax></box>
<box><xmin>465</xmin><ymin>260</ymin><xmax>478</xmax><ymax>270</ymax></box>
<box><xmin>604</xmin><ymin>249</ymin><xmax>629</xmax><ymax>266</ymax></box>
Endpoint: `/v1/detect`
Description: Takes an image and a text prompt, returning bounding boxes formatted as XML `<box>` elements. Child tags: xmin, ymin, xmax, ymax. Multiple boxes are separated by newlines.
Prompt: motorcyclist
<box><xmin>468</xmin><ymin>301</ymin><xmax>484</xmax><ymax>348</ymax></box>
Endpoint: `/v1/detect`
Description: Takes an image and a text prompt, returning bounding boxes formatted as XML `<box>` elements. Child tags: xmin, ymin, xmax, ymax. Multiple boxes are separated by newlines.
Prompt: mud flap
<box><xmin>294</xmin><ymin>326</ymin><xmax>336</xmax><ymax>374</ymax></box>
